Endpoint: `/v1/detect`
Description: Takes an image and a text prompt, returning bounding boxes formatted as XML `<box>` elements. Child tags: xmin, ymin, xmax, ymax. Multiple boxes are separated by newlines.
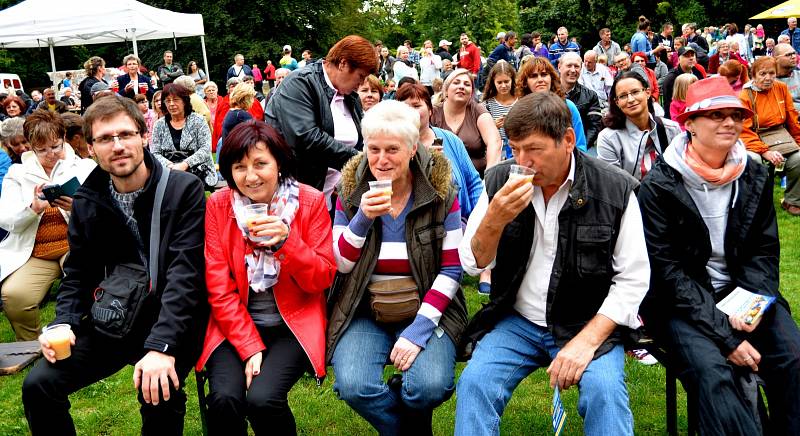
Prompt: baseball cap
<box><xmin>91</xmin><ymin>81</ymin><xmax>110</xmax><ymax>95</ymax></box>
<box><xmin>283</xmin><ymin>45</ymin><xmax>291</xmax><ymax>53</ymax></box>
<box><xmin>496</xmin><ymin>32</ymin><xmax>506</xmax><ymax>40</ymax></box>
<box><xmin>678</xmin><ymin>46</ymin><xmax>696</xmax><ymax>57</ymax></box>
<box><xmin>439</xmin><ymin>39</ymin><xmax>452</xmax><ymax>47</ymax></box>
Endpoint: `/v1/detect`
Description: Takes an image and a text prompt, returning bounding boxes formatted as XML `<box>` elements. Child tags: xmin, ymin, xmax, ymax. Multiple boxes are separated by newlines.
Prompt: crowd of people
<box><xmin>0</xmin><ymin>15</ymin><xmax>799</xmax><ymax>436</ymax></box>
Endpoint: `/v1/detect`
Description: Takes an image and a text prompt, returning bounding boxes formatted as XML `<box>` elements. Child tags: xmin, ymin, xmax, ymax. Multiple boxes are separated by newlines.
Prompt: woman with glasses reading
<box><xmin>0</xmin><ymin>110</ymin><xmax>95</xmax><ymax>341</ymax></box>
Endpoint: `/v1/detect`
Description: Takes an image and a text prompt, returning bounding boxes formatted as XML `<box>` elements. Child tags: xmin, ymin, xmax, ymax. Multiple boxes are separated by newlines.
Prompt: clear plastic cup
<box><xmin>776</xmin><ymin>157</ymin><xmax>786</xmax><ymax>172</ymax></box>
<box><xmin>509</xmin><ymin>164</ymin><xmax>535</xmax><ymax>184</ymax></box>
<box><xmin>42</xmin><ymin>324</ymin><xmax>72</xmax><ymax>360</ymax></box>
<box><xmin>243</xmin><ymin>203</ymin><xmax>271</xmax><ymax>242</ymax></box>
<box><xmin>368</xmin><ymin>179</ymin><xmax>393</xmax><ymax>198</ymax></box>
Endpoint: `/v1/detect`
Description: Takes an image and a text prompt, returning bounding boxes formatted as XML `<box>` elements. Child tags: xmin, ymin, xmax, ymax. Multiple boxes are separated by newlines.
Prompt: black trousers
<box><xmin>204</xmin><ymin>323</ymin><xmax>310</xmax><ymax>436</ymax></box>
<box><xmin>22</xmin><ymin>328</ymin><xmax>193</xmax><ymax>436</ymax></box>
<box><xmin>665</xmin><ymin>303</ymin><xmax>800</xmax><ymax>435</ymax></box>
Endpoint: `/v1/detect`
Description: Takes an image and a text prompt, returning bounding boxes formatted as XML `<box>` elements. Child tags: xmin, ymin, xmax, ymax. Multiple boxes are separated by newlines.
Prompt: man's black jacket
<box><xmin>53</xmin><ymin>151</ymin><xmax>208</xmax><ymax>361</ymax></box>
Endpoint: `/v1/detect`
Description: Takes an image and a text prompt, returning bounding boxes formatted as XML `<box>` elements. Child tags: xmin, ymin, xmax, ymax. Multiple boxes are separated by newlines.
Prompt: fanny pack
<box><xmin>90</xmin><ymin>165</ymin><xmax>170</xmax><ymax>339</ymax></box>
<box><xmin>367</xmin><ymin>277</ymin><xmax>420</xmax><ymax>324</ymax></box>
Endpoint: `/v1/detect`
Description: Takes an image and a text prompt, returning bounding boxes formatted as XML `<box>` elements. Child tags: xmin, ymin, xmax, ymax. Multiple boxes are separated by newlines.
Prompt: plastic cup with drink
<box><xmin>243</xmin><ymin>203</ymin><xmax>272</xmax><ymax>242</ymax></box>
<box><xmin>42</xmin><ymin>324</ymin><xmax>73</xmax><ymax>360</ymax></box>
<box><xmin>508</xmin><ymin>164</ymin><xmax>535</xmax><ymax>184</ymax></box>
<box><xmin>139</xmin><ymin>82</ymin><xmax>149</xmax><ymax>94</ymax></box>
<box><xmin>776</xmin><ymin>154</ymin><xmax>786</xmax><ymax>172</ymax></box>
<box><xmin>368</xmin><ymin>179</ymin><xmax>393</xmax><ymax>212</ymax></box>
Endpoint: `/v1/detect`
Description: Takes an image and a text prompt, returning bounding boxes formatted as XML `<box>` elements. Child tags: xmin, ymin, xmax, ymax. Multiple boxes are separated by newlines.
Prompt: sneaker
<box><xmin>627</xmin><ymin>349</ymin><xmax>658</xmax><ymax>365</ymax></box>
<box><xmin>477</xmin><ymin>282</ymin><xmax>491</xmax><ymax>295</ymax></box>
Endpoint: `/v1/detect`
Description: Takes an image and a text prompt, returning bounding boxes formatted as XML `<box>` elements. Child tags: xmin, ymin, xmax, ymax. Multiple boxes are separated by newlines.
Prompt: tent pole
<box><xmin>132</xmin><ymin>29</ymin><xmax>138</xmax><ymax>58</ymax></box>
<box><xmin>201</xmin><ymin>35</ymin><xmax>209</xmax><ymax>80</ymax></box>
<box><xmin>49</xmin><ymin>39</ymin><xmax>57</xmax><ymax>87</ymax></box>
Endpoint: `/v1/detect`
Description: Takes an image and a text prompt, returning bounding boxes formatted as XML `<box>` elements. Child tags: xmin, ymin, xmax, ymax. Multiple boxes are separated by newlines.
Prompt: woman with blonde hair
<box><xmin>431</xmin><ymin>68</ymin><xmax>502</xmax><ymax>176</ymax></box>
<box><xmin>516</xmin><ymin>57</ymin><xmax>587</xmax><ymax>150</ymax></box>
<box><xmin>221</xmin><ymin>82</ymin><xmax>256</xmax><ymax>144</ymax></box>
<box><xmin>669</xmin><ymin>73</ymin><xmax>699</xmax><ymax>130</ymax></box>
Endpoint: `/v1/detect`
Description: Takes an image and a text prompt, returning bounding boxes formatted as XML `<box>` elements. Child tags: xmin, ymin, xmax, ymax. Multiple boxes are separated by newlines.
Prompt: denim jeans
<box><xmin>331</xmin><ymin>316</ymin><xmax>456</xmax><ymax>435</ymax></box>
<box><xmin>455</xmin><ymin>313</ymin><xmax>633</xmax><ymax>436</ymax></box>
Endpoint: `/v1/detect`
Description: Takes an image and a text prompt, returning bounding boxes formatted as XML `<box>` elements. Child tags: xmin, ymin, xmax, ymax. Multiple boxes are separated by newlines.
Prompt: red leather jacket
<box><xmin>196</xmin><ymin>184</ymin><xmax>336</xmax><ymax>378</ymax></box>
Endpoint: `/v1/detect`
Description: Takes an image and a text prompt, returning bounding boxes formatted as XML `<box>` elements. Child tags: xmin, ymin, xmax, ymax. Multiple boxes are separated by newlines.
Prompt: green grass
<box><xmin>1</xmin><ymin>184</ymin><xmax>798</xmax><ymax>435</ymax></box>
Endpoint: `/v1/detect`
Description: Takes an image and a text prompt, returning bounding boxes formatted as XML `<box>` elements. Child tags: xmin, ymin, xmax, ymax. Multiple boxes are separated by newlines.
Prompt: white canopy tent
<box><xmin>0</xmin><ymin>0</ymin><xmax>207</xmax><ymax>85</ymax></box>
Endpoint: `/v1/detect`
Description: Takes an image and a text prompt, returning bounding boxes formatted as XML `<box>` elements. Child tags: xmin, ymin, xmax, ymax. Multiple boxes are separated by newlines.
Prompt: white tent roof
<box><xmin>0</xmin><ymin>0</ymin><xmax>204</xmax><ymax>48</ymax></box>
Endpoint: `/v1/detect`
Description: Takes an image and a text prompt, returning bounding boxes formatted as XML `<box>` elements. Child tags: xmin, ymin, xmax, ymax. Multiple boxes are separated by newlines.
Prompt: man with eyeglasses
<box><xmin>662</xmin><ymin>46</ymin><xmax>707</xmax><ymax>120</ymax></box>
<box><xmin>22</xmin><ymin>95</ymin><xmax>208</xmax><ymax>435</ymax></box>
<box><xmin>774</xmin><ymin>43</ymin><xmax>800</xmax><ymax>113</ymax></box>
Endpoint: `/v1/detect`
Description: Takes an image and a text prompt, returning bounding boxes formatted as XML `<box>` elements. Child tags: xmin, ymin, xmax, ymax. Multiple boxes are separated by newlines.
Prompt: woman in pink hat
<box><xmin>738</xmin><ymin>56</ymin><xmax>800</xmax><ymax>216</ymax></box>
<box><xmin>638</xmin><ymin>75</ymin><xmax>800</xmax><ymax>435</ymax></box>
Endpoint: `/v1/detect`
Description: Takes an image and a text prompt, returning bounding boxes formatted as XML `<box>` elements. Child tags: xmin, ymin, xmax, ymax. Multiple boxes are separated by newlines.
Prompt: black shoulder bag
<box><xmin>90</xmin><ymin>166</ymin><xmax>170</xmax><ymax>339</ymax></box>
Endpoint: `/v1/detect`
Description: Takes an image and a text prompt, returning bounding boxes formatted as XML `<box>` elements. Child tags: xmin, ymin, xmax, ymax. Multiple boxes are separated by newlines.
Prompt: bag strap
<box><xmin>149</xmin><ymin>164</ymin><xmax>170</xmax><ymax>292</ymax></box>
<box><xmin>747</xmin><ymin>88</ymin><xmax>760</xmax><ymax>131</ymax></box>
<box><xmin>654</xmin><ymin>116</ymin><xmax>669</xmax><ymax>152</ymax></box>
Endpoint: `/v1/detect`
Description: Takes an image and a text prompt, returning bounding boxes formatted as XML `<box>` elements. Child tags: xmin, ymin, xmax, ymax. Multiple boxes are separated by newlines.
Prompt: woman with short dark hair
<box><xmin>197</xmin><ymin>120</ymin><xmax>335</xmax><ymax>435</ymax></box>
<box><xmin>150</xmin><ymin>84</ymin><xmax>217</xmax><ymax>188</ymax></box>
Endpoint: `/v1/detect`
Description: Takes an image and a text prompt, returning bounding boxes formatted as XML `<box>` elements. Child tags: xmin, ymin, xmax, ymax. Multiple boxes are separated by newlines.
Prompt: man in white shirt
<box><xmin>579</xmin><ymin>50</ymin><xmax>613</xmax><ymax>109</ymax></box>
<box><xmin>455</xmin><ymin>92</ymin><xmax>650</xmax><ymax>436</ymax></box>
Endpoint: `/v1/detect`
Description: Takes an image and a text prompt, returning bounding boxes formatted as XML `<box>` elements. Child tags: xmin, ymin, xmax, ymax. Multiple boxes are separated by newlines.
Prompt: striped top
<box><xmin>333</xmin><ymin>193</ymin><xmax>463</xmax><ymax>348</ymax></box>
<box><xmin>483</xmin><ymin>97</ymin><xmax>516</xmax><ymax>142</ymax></box>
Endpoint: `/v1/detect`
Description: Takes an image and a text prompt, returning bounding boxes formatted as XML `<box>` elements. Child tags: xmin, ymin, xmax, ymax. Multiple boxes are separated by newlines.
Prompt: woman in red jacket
<box><xmin>196</xmin><ymin>120</ymin><xmax>336</xmax><ymax>435</ymax></box>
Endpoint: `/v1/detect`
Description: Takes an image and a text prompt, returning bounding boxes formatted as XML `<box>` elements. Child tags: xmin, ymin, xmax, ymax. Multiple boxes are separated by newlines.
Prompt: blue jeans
<box><xmin>455</xmin><ymin>313</ymin><xmax>633</xmax><ymax>436</ymax></box>
<box><xmin>331</xmin><ymin>316</ymin><xmax>456</xmax><ymax>435</ymax></box>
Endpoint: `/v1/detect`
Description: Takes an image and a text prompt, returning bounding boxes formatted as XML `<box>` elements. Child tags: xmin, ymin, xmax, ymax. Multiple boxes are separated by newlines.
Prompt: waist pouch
<box><xmin>90</xmin><ymin>263</ymin><xmax>153</xmax><ymax>339</ymax></box>
<box><xmin>367</xmin><ymin>277</ymin><xmax>420</xmax><ymax>323</ymax></box>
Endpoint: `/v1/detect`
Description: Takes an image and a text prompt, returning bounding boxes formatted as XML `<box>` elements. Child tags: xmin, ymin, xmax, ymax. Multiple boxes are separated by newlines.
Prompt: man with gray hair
<box><xmin>781</xmin><ymin>17</ymin><xmax>800</xmax><ymax>53</ymax></box>
<box><xmin>579</xmin><ymin>50</ymin><xmax>613</xmax><ymax>109</ymax></box>
<box><xmin>774</xmin><ymin>43</ymin><xmax>800</xmax><ymax>113</ymax></box>
<box><xmin>226</xmin><ymin>54</ymin><xmax>253</xmax><ymax>81</ymax></box>
<box><xmin>456</xmin><ymin>91</ymin><xmax>648</xmax><ymax>435</ymax></box>
<box><xmin>559</xmin><ymin>52</ymin><xmax>603</xmax><ymax>148</ymax></box>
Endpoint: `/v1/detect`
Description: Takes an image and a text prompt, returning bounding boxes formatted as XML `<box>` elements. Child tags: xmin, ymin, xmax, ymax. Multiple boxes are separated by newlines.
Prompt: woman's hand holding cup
<box><xmin>361</xmin><ymin>180</ymin><xmax>393</xmax><ymax>220</ymax></box>
<box><xmin>248</xmin><ymin>215</ymin><xmax>289</xmax><ymax>248</ymax></box>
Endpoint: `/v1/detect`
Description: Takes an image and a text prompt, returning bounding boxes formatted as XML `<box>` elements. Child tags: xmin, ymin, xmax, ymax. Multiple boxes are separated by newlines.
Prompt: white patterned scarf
<box><xmin>232</xmin><ymin>178</ymin><xmax>300</xmax><ymax>292</ymax></box>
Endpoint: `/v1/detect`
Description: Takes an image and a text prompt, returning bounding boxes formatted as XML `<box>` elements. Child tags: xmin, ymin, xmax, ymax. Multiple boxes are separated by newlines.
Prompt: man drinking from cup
<box><xmin>455</xmin><ymin>92</ymin><xmax>650</xmax><ymax>435</ymax></box>
<box><xmin>22</xmin><ymin>95</ymin><xmax>208</xmax><ymax>435</ymax></box>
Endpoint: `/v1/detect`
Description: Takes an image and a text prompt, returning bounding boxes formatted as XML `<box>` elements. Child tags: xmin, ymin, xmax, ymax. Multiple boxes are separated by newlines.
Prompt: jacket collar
<box><xmin>566</xmin><ymin>150</ymin><xmax>590</xmax><ymax>210</ymax></box>
<box><xmin>339</xmin><ymin>145</ymin><xmax>451</xmax><ymax>212</ymax></box>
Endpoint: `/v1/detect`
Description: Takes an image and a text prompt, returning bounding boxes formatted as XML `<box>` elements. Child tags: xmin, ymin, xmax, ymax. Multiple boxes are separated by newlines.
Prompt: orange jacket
<box><xmin>196</xmin><ymin>185</ymin><xmax>336</xmax><ymax>378</ymax></box>
<box><xmin>739</xmin><ymin>81</ymin><xmax>800</xmax><ymax>154</ymax></box>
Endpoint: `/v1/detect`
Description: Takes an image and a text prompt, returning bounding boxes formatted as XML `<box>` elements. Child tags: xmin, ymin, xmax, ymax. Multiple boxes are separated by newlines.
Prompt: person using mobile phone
<box><xmin>0</xmin><ymin>109</ymin><xmax>95</xmax><ymax>341</ymax></box>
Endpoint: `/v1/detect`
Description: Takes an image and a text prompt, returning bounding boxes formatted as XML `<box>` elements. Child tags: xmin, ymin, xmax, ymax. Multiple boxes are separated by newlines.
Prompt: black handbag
<box><xmin>90</xmin><ymin>165</ymin><xmax>170</xmax><ymax>339</ymax></box>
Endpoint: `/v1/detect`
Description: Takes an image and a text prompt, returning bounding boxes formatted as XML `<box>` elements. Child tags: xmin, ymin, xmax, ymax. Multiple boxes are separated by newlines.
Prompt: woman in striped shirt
<box><xmin>328</xmin><ymin>100</ymin><xmax>467</xmax><ymax>435</ymax></box>
<box><xmin>482</xmin><ymin>60</ymin><xmax>518</xmax><ymax>160</ymax></box>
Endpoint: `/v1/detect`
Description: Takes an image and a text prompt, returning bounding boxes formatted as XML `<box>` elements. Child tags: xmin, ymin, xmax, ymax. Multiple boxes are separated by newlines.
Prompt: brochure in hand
<box><xmin>551</xmin><ymin>387</ymin><xmax>566</xmax><ymax>435</ymax></box>
<box><xmin>716</xmin><ymin>287</ymin><xmax>775</xmax><ymax>325</ymax></box>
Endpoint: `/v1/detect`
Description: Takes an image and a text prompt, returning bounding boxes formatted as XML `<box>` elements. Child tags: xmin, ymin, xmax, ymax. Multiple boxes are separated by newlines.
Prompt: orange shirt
<box><xmin>739</xmin><ymin>81</ymin><xmax>800</xmax><ymax>154</ymax></box>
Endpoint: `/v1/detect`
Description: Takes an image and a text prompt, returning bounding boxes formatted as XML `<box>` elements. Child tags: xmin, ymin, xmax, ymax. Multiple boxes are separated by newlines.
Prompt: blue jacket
<box><xmin>226</xmin><ymin>64</ymin><xmax>253</xmax><ymax>81</ymax></box>
<box><xmin>0</xmin><ymin>150</ymin><xmax>11</xmax><ymax>194</ymax></box>
<box><xmin>781</xmin><ymin>27</ymin><xmax>800</xmax><ymax>53</ymax></box>
<box><xmin>548</xmin><ymin>41</ymin><xmax>580</xmax><ymax>66</ymax></box>
<box><xmin>433</xmin><ymin>127</ymin><xmax>483</xmax><ymax>218</ymax></box>
<box><xmin>116</xmin><ymin>74</ymin><xmax>154</xmax><ymax>100</ymax></box>
<box><xmin>488</xmin><ymin>43</ymin><xmax>517</xmax><ymax>65</ymax></box>
<box><xmin>566</xmin><ymin>99</ymin><xmax>587</xmax><ymax>151</ymax></box>
<box><xmin>630</xmin><ymin>31</ymin><xmax>655</xmax><ymax>64</ymax></box>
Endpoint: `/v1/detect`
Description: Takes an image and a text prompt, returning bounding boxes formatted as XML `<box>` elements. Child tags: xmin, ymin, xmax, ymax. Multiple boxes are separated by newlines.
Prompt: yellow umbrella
<box><xmin>752</xmin><ymin>0</ymin><xmax>800</xmax><ymax>19</ymax></box>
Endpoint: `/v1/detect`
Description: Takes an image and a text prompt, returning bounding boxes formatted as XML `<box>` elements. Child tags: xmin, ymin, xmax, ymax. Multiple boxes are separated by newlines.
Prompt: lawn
<box><xmin>1</xmin><ymin>186</ymin><xmax>798</xmax><ymax>435</ymax></box>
